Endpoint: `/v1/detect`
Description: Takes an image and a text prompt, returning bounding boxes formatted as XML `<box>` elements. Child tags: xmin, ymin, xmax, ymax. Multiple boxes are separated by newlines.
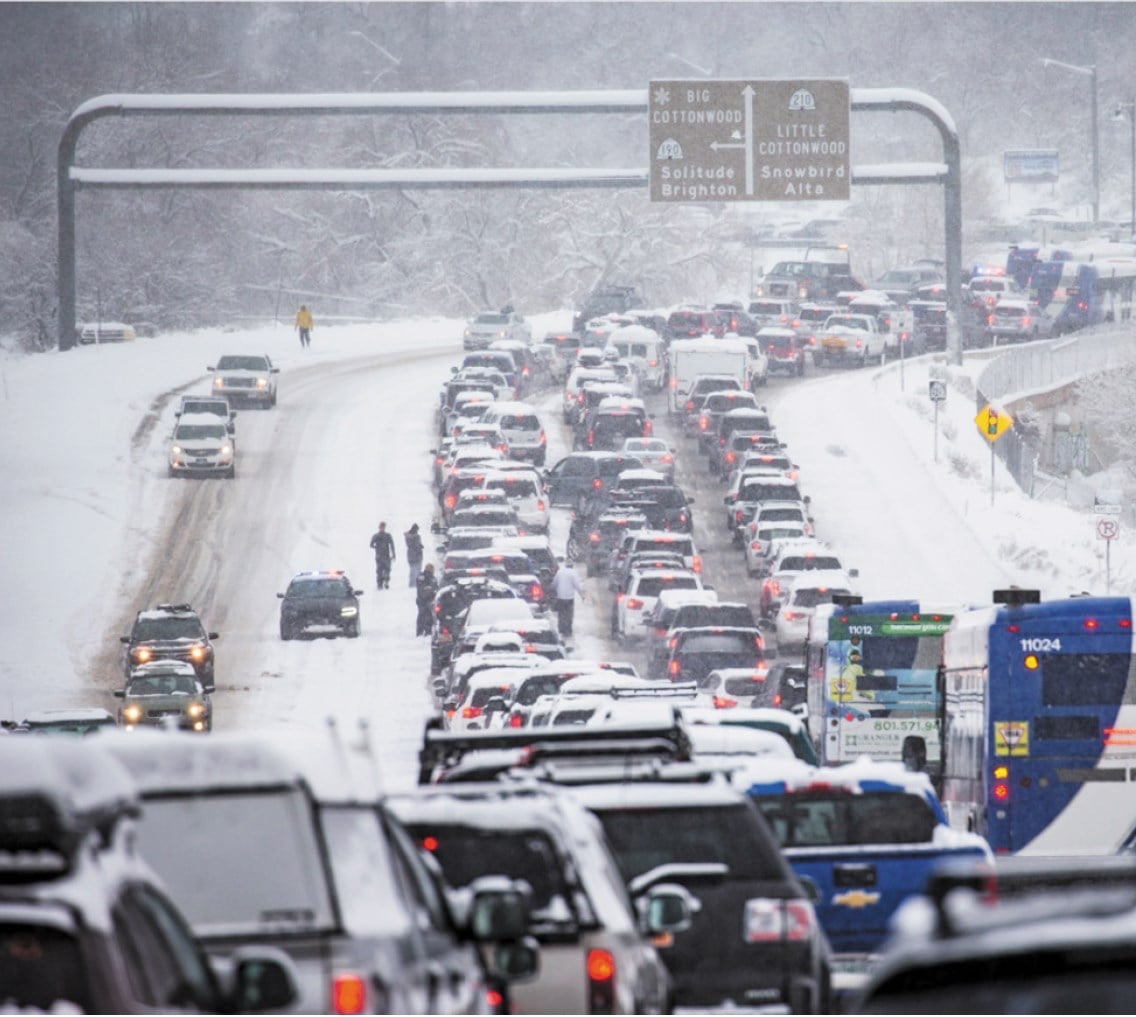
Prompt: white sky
<box><xmin>0</xmin><ymin>312</ymin><xmax>1127</xmax><ymax>790</ymax></box>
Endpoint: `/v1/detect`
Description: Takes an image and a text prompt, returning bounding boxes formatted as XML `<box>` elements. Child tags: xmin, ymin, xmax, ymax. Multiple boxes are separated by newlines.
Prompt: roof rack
<box><xmin>418</xmin><ymin>717</ymin><xmax>693</xmax><ymax>785</ymax></box>
<box><xmin>925</xmin><ymin>855</ymin><xmax>1136</xmax><ymax>937</ymax></box>
<box><xmin>0</xmin><ymin>740</ymin><xmax>139</xmax><ymax>882</ymax></box>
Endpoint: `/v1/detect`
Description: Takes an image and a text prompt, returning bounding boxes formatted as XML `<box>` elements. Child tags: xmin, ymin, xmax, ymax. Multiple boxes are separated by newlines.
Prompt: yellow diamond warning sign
<box><xmin>994</xmin><ymin>721</ymin><xmax>1030</xmax><ymax>757</ymax></box>
<box><xmin>975</xmin><ymin>404</ymin><xmax>1013</xmax><ymax>444</ymax></box>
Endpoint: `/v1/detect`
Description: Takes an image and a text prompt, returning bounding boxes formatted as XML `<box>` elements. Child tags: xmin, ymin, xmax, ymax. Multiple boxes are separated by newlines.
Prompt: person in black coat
<box><xmin>405</xmin><ymin>523</ymin><xmax>424</xmax><ymax>587</ymax></box>
<box><xmin>369</xmin><ymin>521</ymin><xmax>395</xmax><ymax>589</ymax></box>
<box><xmin>415</xmin><ymin>563</ymin><xmax>439</xmax><ymax>637</ymax></box>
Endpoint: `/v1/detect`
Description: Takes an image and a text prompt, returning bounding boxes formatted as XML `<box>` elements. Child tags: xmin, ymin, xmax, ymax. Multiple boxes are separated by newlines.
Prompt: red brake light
<box><xmin>421</xmin><ymin>835</ymin><xmax>439</xmax><ymax>851</ymax></box>
<box><xmin>593</xmin><ymin>478</ymin><xmax>603</xmax><ymax>489</ymax></box>
<box><xmin>461</xmin><ymin>706</ymin><xmax>483</xmax><ymax>719</ymax></box>
<box><xmin>331</xmin><ymin>974</ymin><xmax>367</xmax><ymax>1015</ymax></box>
<box><xmin>712</xmin><ymin>695</ymin><xmax>738</xmax><ymax>709</ymax></box>
<box><xmin>508</xmin><ymin>712</ymin><xmax>524</xmax><ymax>728</ymax></box>
<box><xmin>625</xmin><ymin>597</ymin><xmax>644</xmax><ymax>611</ymax></box>
<box><xmin>587</xmin><ymin>949</ymin><xmax>615</xmax><ymax>982</ymax></box>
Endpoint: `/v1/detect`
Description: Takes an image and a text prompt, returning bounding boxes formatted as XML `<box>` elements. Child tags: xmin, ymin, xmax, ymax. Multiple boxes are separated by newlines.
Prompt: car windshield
<box><xmin>132</xmin><ymin>616</ymin><xmax>205</xmax><ymax>640</ymax></box>
<box><xmin>136</xmin><ymin>792</ymin><xmax>339</xmax><ymax>935</ymax></box>
<box><xmin>216</xmin><ymin>356</ymin><xmax>269</xmax><ymax>371</ymax></box>
<box><xmin>678</xmin><ymin>633</ymin><xmax>760</xmax><ymax>655</ymax></box>
<box><xmin>754</xmin><ymin>791</ymin><xmax>937</xmax><ymax>847</ymax></box>
<box><xmin>127</xmin><ymin>673</ymin><xmax>198</xmax><ymax>696</ymax></box>
<box><xmin>175</xmin><ymin>424</ymin><xmax>227</xmax><ymax>441</ymax></box>
<box><xmin>288</xmin><ymin>579</ymin><xmax>350</xmax><ymax>599</ymax></box>
<box><xmin>474</xmin><ymin>313</ymin><xmax>508</xmax><ymax>324</ymax></box>
<box><xmin>594</xmin><ymin>803</ymin><xmax>785</xmax><ymax>882</ymax></box>
<box><xmin>406</xmin><ymin>826</ymin><xmax>580</xmax><ymax>930</ymax></box>
<box><xmin>791</xmin><ymin>586</ymin><xmax>850</xmax><ymax>607</ymax></box>
<box><xmin>635</xmin><ymin>575</ymin><xmax>699</xmax><ymax>596</ymax></box>
<box><xmin>778</xmin><ymin>555</ymin><xmax>841</xmax><ymax>572</ymax></box>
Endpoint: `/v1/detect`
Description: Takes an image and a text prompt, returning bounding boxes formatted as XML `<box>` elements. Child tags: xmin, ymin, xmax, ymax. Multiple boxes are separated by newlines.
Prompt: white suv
<box><xmin>391</xmin><ymin>784</ymin><xmax>682</xmax><ymax>1014</ymax></box>
<box><xmin>207</xmin><ymin>353</ymin><xmax>278</xmax><ymax>408</ymax></box>
<box><xmin>480</xmin><ymin>401</ymin><xmax>547</xmax><ymax>466</ymax></box>
<box><xmin>168</xmin><ymin>413</ymin><xmax>236</xmax><ymax>478</ymax></box>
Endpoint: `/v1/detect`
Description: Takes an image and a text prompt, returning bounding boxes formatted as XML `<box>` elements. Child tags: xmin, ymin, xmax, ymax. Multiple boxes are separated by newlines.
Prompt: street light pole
<box><xmin>1041</xmin><ymin>58</ymin><xmax>1100</xmax><ymax>223</ymax></box>
<box><xmin>1117</xmin><ymin>100</ymin><xmax>1136</xmax><ymax>238</ymax></box>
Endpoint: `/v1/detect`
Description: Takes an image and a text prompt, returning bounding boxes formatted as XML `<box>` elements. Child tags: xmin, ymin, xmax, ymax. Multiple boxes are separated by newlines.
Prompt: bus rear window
<box><xmin>1035</xmin><ymin>715</ymin><xmax>1100</xmax><ymax>740</ymax></box>
<box><xmin>1040</xmin><ymin>654</ymin><xmax>1129</xmax><ymax>707</ymax></box>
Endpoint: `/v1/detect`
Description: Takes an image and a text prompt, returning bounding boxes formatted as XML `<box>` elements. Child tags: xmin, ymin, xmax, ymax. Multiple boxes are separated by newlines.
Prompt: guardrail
<box><xmin>975</xmin><ymin>322</ymin><xmax>1136</xmax><ymax>495</ymax></box>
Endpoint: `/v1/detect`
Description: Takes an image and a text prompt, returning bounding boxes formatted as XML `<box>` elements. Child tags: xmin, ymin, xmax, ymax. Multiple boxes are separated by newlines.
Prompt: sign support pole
<box><xmin>934</xmin><ymin>401</ymin><xmax>940</xmax><ymax>463</ymax></box>
<box><xmin>990</xmin><ymin>444</ymin><xmax>996</xmax><ymax>506</ymax></box>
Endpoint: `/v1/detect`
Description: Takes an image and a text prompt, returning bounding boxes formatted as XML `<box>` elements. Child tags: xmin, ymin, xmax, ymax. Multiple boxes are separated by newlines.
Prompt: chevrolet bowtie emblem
<box><xmin>832</xmin><ymin>889</ymin><xmax>880</xmax><ymax>909</ymax></box>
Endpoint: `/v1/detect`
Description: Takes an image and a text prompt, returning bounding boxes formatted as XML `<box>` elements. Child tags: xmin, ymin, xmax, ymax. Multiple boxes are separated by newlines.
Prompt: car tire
<box><xmin>280</xmin><ymin>622</ymin><xmax>293</xmax><ymax>641</ymax></box>
<box><xmin>346</xmin><ymin>621</ymin><xmax>360</xmax><ymax>638</ymax></box>
<box><xmin>796</xmin><ymin>357</ymin><xmax>805</xmax><ymax>377</ymax></box>
<box><xmin>226</xmin><ymin>464</ymin><xmax>236</xmax><ymax>479</ymax></box>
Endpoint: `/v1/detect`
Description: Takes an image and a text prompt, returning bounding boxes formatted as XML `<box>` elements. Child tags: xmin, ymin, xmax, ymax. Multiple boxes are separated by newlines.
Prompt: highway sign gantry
<box><xmin>648</xmin><ymin>79</ymin><xmax>850</xmax><ymax>203</ymax></box>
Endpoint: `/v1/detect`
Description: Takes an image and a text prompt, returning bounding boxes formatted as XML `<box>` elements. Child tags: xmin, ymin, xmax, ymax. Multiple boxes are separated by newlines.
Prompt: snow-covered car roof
<box><xmin>100</xmin><ymin>728</ymin><xmax>385</xmax><ymax>802</ymax></box>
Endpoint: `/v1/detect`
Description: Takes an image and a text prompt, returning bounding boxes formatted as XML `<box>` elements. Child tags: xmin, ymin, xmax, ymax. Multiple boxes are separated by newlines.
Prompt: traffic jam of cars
<box><xmin>7</xmin><ymin>267</ymin><xmax>1126</xmax><ymax>1015</ymax></box>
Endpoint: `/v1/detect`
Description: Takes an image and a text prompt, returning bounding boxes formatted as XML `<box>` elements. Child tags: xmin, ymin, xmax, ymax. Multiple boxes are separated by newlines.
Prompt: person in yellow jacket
<box><xmin>295</xmin><ymin>305</ymin><xmax>313</xmax><ymax>348</ymax></box>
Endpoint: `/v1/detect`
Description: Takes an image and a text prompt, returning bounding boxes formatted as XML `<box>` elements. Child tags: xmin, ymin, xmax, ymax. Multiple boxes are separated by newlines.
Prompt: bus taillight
<box><xmin>992</xmin><ymin>764</ymin><xmax>1010</xmax><ymax>802</ymax></box>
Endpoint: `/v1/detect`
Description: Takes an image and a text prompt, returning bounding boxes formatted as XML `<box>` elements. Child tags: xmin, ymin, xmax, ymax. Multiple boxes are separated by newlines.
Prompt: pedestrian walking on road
<box><xmin>415</xmin><ymin>563</ymin><xmax>439</xmax><ymax>636</ymax></box>
<box><xmin>551</xmin><ymin>559</ymin><xmax>586</xmax><ymax>639</ymax></box>
<box><xmin>295</xmin><ymin>304</ymin><xmax>313</xmax><ymax>348</ymax></box>
<box><xmin>369</xmin><ymin>521</ymin><xmax>395</xmax><ymax>589</ymax></box>
<box><xmin>405</xmin><ymin>523</ymin><xmax>424</xmax><ymax>587</ymax></box>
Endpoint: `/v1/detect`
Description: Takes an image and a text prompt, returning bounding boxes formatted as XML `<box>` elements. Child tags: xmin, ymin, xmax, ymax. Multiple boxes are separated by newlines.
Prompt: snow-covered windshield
<box><xmin>136</xmin><ymin>790</ymin><xmax>336</xmax><ymax>936</ymax></box>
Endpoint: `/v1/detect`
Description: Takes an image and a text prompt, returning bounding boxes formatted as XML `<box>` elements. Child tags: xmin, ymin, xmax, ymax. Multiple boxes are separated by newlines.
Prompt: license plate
<box><xmin>193</xmin><ymin>458</ymin><xmax>210</xmax><ymax>466</ymax></box>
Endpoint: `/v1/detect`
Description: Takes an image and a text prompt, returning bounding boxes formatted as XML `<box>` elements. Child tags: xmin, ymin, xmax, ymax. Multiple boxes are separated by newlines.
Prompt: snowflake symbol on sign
<box><xmin>652</xmin><ymin>86</ymin><xmax>671</xmax><ymax>106</ymax></box>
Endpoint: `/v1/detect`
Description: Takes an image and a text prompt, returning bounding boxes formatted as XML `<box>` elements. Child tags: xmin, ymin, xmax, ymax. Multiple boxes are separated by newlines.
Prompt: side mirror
<box><xmin>487</xmin><ymin>937</ymin><xmax>540</xmax><ymax>984</ymax></box>
<box><xmin>207</xmin><ymin>365</ymin><xmax>216</xmax><ymax>371</ymax></box>
<box><xmin>849</xmin><ymin>568</ymin><xmax>859</xmax><ymax>578</ymax></box>
<box><xmin>352</xmin><ymin>589</ymin><xmax>364</xmax><ymax>597</ymax></box>
<box><xmin>223</xmin><ymin>945</ymin><xmax>300</xmax><ymax>1013</ymax></box>
<box><xmin>277</xmin><ymin>592</ymin><xmax>285</xmax><ymax>600</ymax></box>
<box><xmin>208</xmin><ymin>632</ymin><xmax>219</xmax><ymax>640</ymax></box>
<box><xmin>119</xmin><ymin>635</ymin><xmax>130</xmax><ymax>644</ymax></box>
<box><xmin>113</xmin><ymin>690</ymin><xmax>125</xmax><ymax>699</ymax></box>
<box><xmin>638</xmin><ymin>882</ymin><xmax>700</xmax><ymax>936</ymax></box>
<box><xmin>433</xmin><ymin>678</ymin><xmax>448</xmax><ymax>697</ymax></box>
<box><xmin>686</xmin><ymin>498</ymin><xmax>695</xmax><ymax>506</ymax></box>
<box><xmin>467</xmin><ymin>876</ymin><xmax>531</xmax><ymax>941</ymax></box>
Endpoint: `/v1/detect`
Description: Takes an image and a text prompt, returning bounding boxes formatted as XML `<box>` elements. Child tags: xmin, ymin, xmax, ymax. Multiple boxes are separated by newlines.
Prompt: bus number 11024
<box><xmin>1019</xmin><ymin>637</ymin><xmax>1062</xmax><ymax>653</ymax></box>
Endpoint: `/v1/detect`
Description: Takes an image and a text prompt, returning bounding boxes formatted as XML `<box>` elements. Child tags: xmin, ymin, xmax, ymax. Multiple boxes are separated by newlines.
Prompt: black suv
<box><xmin>572</xmin><ymin>284</ymin><xmax>644</xmax><ymax>333</ymax></box>
<box><xmin>277</xmin><ymin>570</ymin><xmax>363</xmax><ymax>640</ymax></box>
<box><xmin>120</xmin><ymin>603</ymin><xmax>217</xmax><ymax>690</ymax></box>
<box><xmin>571</xmin><ymin>780</ymin><xmax>831</xmax><ymax>1012</ymax></box>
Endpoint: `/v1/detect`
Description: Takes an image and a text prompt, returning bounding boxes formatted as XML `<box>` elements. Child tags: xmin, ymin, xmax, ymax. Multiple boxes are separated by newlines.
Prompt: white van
<box><xmin>605</xmin><ymin>323</ymin><xmax>666</xmax><ymax>392</ymax></box>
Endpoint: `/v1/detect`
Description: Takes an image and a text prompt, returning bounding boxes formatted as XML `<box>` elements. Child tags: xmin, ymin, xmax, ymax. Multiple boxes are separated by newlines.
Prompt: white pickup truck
<box><xmin>815</xmin><ymin>312</ymin><xmax>885</xmax><ymax>368</ymax></box>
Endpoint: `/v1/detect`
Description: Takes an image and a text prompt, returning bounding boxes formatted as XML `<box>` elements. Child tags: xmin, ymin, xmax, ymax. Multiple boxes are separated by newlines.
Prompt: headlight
<box><xmin>256</xmin><ymin>378</ymin><xmax>268</xmax><ymax>389</ymax></box>
<box><xmin>171</xmin><ymin>444</ymin><xmax>184</xmax><ymax>455</ymax></box>
<box><xmin>213</xmin><ymin>378</ymin><xmax>223</xmax><ymax>389</ymax></box>
<box><xmin>340</xmin><ymin>606</ymin><xmax>358</xmax><ymax>617</ymax></box>
<box><xmin>187</xmin><ymin>703</ymin><xmax>205</xmax><ymax>718</ymax></box>
<box><xmin>189</xmin><ymin>645</ymin><xmax>206</xmax><ymax>662</ymax></box>
<box><xmin>463</xmin><ymin>328</ymin><xmax>472</xmax><ymax>338</ymax></box>
<box><xmin>123</xmin><ymin>705</ymin><xmax>142</xmax><ymax>722</ymax></box>
<box><xmin>132</xmin><ymin>648</ymin><xmax>152</xmax><ymax>664</ymax></box>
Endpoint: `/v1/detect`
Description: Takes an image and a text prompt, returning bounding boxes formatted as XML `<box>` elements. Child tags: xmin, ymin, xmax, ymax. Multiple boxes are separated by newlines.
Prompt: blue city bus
<box><xmin>939</xmin><ymin>592</ymin><xmax>1136</xmax><ymax>855</ymax></box>
<box><xmin>805</xmin><ymin>599</ymin><xmax>953</xmax><ymax>777</ymax></box>
<box><xmin>1053</xmin><ymin>259</ymin><xmax>1136</xmax><ymax>333</ymax></box>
